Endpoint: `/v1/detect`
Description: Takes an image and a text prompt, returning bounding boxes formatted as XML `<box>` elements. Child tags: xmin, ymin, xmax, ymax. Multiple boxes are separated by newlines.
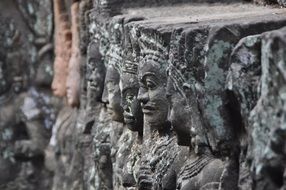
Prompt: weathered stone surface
<box><xmin>227</xmin><ymin>26</ymin><xmax>286</xmax><ymax>190</ymax></box>
<box><xmin>0</xmin><ymin>0</ymin><xmax>56</xmax><ymax>189</ymax></box>
<box><xmin>3</xmin><ymin>1</ymin><xmax>286</xmax><ymax>190</ymax></box>
<box><xmin>248</xmin><ymin>27</ymin><xmax>286</xmax><ymax>190</ymax></box>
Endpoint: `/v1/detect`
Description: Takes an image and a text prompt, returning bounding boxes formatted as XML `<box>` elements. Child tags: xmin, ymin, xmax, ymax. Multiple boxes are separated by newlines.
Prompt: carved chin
<box><xmin>125</xmin><ymin>122</ymin><xmax>137</xmax><ymax>131</ymax></box>
<box><xmin>124</xmin><ymin>117</ymin><xmax>135</xmax><ymax>125</ymax></box>
<box><xmin>144</xmin><ymin>113</ymin><xmax>166</xmax><ymax>128</ymax></box>
<box><xmin>111</xmin><ymin>112</ymin><xmax>124</xmax><ymax>123</ymax></box>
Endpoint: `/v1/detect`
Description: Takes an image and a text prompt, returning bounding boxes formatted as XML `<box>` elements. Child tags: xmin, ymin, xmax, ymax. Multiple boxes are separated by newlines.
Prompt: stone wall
<box><xmin>1</xmin><ymin>0</ymin><xmax>286</xmax><ymax>190</ymax></box>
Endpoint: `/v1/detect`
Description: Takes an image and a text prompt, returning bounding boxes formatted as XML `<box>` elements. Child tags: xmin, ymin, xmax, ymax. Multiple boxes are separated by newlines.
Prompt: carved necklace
<box><xmin>177</xmin><ymin>154</ymin><xmax>214</xmax><ymax>188</ymax></box>
<box><xmin>148</xmin><ymin>131</ymin><xmax>179</xmax><ymax>187</ymax></box>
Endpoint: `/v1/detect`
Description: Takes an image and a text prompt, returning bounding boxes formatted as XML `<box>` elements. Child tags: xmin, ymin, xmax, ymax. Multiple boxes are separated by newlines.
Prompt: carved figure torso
<box><xmin>0</xmin><ymin>91</ymin><xmax>54</xmax><ymax>190</ymax></box>
<box><xmin>139</xmin><ymin>129</ymin><xmax>180</xmax><ymax>190</ymax></box>
<box><xmin>0</xmin><ymin>93</ymin><xmax>24</xmax><ymax>185</ymax></box>
<box><xmin>177</xmin><ymin>154</ymin><xmax>224</xmax><ymax>190</ymax></box>
<box><xmin>113</xmin><ymin>127</ymin><xmax>137</xmax><ymax>189</ymax></box>
<box><xmin>122</xmin><ymin>134</ymin><xmax>142</xmax><ymax>189</ymax></box>
<box><xmin>92</xmin><ymin>107</ymin><xmax>113</xmax><ymax>190</ymax></box>
<box><xmin>50</xmin><ymin>106</ymin><xmax>78</xmax><ymax>190</ymax></box>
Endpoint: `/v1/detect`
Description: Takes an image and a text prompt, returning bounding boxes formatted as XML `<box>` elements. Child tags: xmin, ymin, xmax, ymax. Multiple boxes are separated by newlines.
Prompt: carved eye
<box><xmin>146</xmin><ymin>79</ymin><xmax>156</xmax><ymax>90</ymax></box>
<box><xmin>126</xmin><ymin>95</ymin><xmax>134</xmax><ymax>103</ymax></box>
<box><xmin>107</xmin><ymin>83</ymin><xmax>115</xmax><ymax>93</ymax></box>
<box><xmin>139</xmin><ymin>82</ymin><xmax>148</xmax><ymax>90</ymax></box>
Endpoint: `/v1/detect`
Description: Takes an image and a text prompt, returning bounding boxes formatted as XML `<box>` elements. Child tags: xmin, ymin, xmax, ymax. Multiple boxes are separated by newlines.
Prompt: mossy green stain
<box><xmin>204</xmin><ymin>40</ymin><xmax>232</xmax><ymax>137</ymax></box>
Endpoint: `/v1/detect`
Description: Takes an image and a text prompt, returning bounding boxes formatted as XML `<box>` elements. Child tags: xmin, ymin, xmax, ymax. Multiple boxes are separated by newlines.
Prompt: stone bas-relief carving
<box><xmin>166</xmin><ymin>28</ymin><xmax>223</xmax><ymax>190</ymax></box>
<box><xmin>135</xmin><ymin>28</ymin><xmax>181</xmax><ymax>190</ymax></box>
<box><xmin>86</xmin><ymin>3</ymin><xmax>286</xmax><ymax>189</ymax></box>
<box><xmin>109</xmin><ymin>17</ymin><xmax>145</xmax><ymax>190</ymax></box>
<box><xmin>3</xmin><ymin>0</ymin><xmax>286</xmax><ymax>190</ymax></box>
<box><xmin>0</xmin><ymin>0</ymin><xmax>56</xmax><ymax>189</ymax></box>
<box><xmin>120</xmin><ymin>23</ymin><xmax>144</xmax><ymax>189</ymax></box>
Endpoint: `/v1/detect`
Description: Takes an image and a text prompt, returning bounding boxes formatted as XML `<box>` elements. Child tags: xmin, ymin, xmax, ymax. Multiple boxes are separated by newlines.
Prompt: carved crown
<box><xmin>121</xmin><ymin>26</ymin><xmax>140</xmax><ymax>75</ymax></box>
<box><xmin>167</xmin><ymin>30</ymin><xmax>192</xmax><ymax>94</ymax></box>
<box><xmin>106</xmin><ymin>44</ymin><xmax>122</xmax><ymax>73</ymax></box>
<box><xmin>138</xmin><ymin>31</ymin><xmax>169</xmax><ymax>68</ymax></box>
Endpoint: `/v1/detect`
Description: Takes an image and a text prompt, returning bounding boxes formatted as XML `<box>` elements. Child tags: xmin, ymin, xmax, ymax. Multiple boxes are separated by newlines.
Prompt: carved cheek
<box><xmin>149</xmin><ymin>86</ymin><xmax>167</xmax><ymax>104</ymax></box>
<box><xmin>132</xmin><ymin>98</ymin><xmax>141</xmax><ymax>117</ymax></box>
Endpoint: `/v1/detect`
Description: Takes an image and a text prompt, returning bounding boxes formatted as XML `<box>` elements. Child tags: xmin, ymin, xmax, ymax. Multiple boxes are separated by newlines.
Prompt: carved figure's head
<box><xmin>137</xmin><ymin>31</ymin><xmax>170</xmax><ymax>130</ymax></box>
<box><xmin>120</xmin><ymin>27</ymin><xmax>143</xmax><ymax>132</ymax></box>
<box><xmin>102</xmin><ymin>64</ymin><xmax>124</xmax><ymax>122</ymax></box>
<box><xmin>86</xmin><ymin>40</ymin><xmax>105</xmax><ymax>103</ymax></box>
<box><xmin>101</xmin><ymin>17</ymin><xmax>126</xmax><ymax>122</ymax></box>
<box><xmin>167</xmin><ymin>30</ymin><xmax>207</xmax><ymax>149</ymax></box>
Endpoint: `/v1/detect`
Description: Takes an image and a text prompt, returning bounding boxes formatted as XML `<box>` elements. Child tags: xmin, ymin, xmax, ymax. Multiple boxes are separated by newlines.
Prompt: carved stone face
<box><xmin>86</xmin><ymin>41</ymin><xmax>105</xmax><ymax>101</ymax></box>
<box><xmin>52</xmin><ymin>55</ymin><xmax>68</xmax><ymax>97</ymax></box>
<box><xmin>102</xmin><ymin>65</ymin><xmax>124</xmax><ymax>122</ymax></box>
<box><xmin>166</xmin><ymin>78</ymin><xmax>191</xmax><ymax>146</ymax></box>
<box><xmin>66</xmin><ymin>52</ymin><xmax>80</xmax><ymax>107</ymax></box>
<box><xmin>0</xmin><ymin>60</ymin><xmax>11</xmax><ymax>96</ymax></box>
<box><xmin>120</xmin><ymin>73</ymin><xmax>143</xmax><ymax>132</ymax></box>
<box><xmin>138</xmin><ymin>60</ymin><xmax>169</xmax><ymax>129</ymax></box>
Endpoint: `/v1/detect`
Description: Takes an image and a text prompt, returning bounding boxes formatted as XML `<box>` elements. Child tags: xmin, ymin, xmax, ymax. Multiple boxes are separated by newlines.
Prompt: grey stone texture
<box><xmin>1</xmin><ymin>0</ymin><xmax>286</xmax><ymax>190</ymax></box>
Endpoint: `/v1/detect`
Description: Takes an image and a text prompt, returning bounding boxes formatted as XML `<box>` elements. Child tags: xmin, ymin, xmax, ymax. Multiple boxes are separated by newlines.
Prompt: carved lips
<box><xmin>141</xmin><ymin>104</ymin><xmax>156</xmax><ymax>115</ymax></box>
<box><xmin>123</xmin><ymin>111</ymin><xmax>135</xmax><ymax>124</ymax></box>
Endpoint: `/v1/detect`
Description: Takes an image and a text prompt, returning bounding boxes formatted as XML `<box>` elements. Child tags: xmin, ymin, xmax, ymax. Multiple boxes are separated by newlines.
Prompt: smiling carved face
<box><xmin>137</xmin><ymin>60</ymin><xmax>169</xmax><ymax>130</ymax></box>
<box><xmin>102</xmin><ymin>65</ymin><xmax>124</xmax><ymax>122</ymax></box>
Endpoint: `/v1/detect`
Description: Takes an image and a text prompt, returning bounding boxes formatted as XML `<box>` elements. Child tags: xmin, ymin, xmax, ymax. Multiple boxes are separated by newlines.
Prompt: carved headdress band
<box><xmin>122</xmin><ymin>26</ymin><xmax>140</xmax><ymax>75</ymax></box>
<box><xmin>122</xmin><ymin>58</ymin><xmax>138</xmax><ymax>74</ymax></box>
<box><xmin>138</xmin><ymin>31</ymin><xmax>169</xmax><ymax>68</ymax></box>
<box><xmin>106</xmin><ymin>44</ymin><xmax>122</xmax><ymax>73</ymax></box>
<box><xmin>167</xmin><ymin>30</ymin><xmax>193</xmax><ymax>96</ymax></box>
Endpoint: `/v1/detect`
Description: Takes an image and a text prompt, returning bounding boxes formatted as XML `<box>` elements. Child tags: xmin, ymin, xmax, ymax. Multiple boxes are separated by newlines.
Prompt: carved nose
<box><xmin>137</xmin><ymin>87</ymin><xmax>148</xmax><ymax>105</ymax></box>
<box><xmin>101</xmin><ymin>86</ymin><xmax>109</xmax><ymax>104</ymax></box>
<box><xmin>89</xmin><ymin>69</ymin><xmax>97</xmax><ymax>81</ymax></box>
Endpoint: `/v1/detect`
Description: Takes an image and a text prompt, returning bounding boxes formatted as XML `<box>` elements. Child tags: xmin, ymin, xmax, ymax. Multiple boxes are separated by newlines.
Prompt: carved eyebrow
<box><xmin>122</xmin><ymin>87</ymin><xmax>135</xmax><ymax>96</ymax></box>
<box><xmin>142</xmin><ymin>72</ymin><xmax>157</xmax><ymax>81</ymax></box>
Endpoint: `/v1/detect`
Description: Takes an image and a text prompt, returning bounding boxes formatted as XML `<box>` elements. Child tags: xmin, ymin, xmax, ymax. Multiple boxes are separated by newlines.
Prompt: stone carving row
<box><xmin>1</xmin><ymin>0</ymin><xmax>286</xmax><ymax>190</ymax></box>
<box><xmin>72</xmin><ymin>1</ymin><xmax>286</xmax><ymax>189</ymax></box>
